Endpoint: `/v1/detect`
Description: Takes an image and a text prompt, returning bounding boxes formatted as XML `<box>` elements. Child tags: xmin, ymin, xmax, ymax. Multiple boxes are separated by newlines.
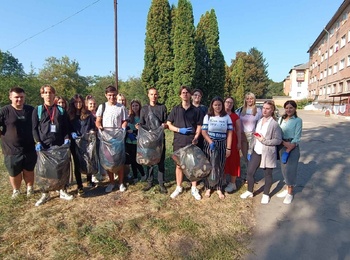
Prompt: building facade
<box><xmin>284</xmin><ymin>63</ymin><xmax>309</xmax><ymax>100</ymax></box>
<box><xmin>308</xmin><ymin>0</ymin><xmax>350</xmax><ymax>115</ymax></box>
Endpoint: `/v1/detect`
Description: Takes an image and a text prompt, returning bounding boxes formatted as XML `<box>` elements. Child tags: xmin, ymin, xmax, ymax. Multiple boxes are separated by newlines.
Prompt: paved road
<box><xmin>245</xmin><ymin>110</ymin><xmax>350</xmax><ymax>260</ymax></box>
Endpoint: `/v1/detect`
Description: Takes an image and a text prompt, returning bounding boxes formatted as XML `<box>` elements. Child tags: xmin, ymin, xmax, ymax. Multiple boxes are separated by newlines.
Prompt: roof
<box><xmin>288</xmin><ymin>62</ymin><xmax>309</xmax><ymax>73</ymax></box>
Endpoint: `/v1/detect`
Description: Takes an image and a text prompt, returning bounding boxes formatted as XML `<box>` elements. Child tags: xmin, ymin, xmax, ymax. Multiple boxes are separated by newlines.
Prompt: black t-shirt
<box><xmin>167</xmin><ymin>104</ymin><xmax>202</xmax><ymax>150</ymax></box>
<box><xmin>139</xmin><ymin>103</ymin><xmax>167</xmax><ymax>131</ymax></box>
<box><xmin>0</xmin><ymin>104</ymin><xmax>35</xmax><ymax>155</ymax></box>
<box><xmin>32</xmin><ymin>104</ymin><xmax>70</xmax><ymax>149</ymax></box>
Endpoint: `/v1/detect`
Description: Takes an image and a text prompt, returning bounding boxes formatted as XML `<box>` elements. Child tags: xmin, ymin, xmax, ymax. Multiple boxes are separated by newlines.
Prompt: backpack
<box><xmin>37</xmin><ymin>105</ymin><xmax>64</xmax><ymax>121</ymax></box>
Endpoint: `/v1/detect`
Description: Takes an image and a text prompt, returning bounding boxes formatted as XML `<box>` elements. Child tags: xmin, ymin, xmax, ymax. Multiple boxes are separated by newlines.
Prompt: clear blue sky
<box><xmin>0</xmin><ymin>0</ymin><xmax>344</xmax><ymax>82</ymax></box>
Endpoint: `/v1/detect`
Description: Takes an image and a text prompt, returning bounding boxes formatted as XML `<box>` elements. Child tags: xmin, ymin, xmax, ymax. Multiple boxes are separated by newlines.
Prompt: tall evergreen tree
<box><xmin>193</xmin><ymin>10</ymin><xmax>225</xmax><ymax>105</ymax></box>
<box><xmin>231</xmin><ymin>56</ymin><xmax>245</xmax><ymax>107</ymax></box>
<box><xmin>172</xmin><ymin>0</ymin><xmax>196</xmax><ymax>105</ymax></box>
<box><xmin>142</xmin><ymin>0</ymin><xmax>173</xmax><ymax>107</ymax></box>
<box><xmin>248</xmin><ymin>47</ymin><xmax>269</xmax><ymax>98</ymax></box>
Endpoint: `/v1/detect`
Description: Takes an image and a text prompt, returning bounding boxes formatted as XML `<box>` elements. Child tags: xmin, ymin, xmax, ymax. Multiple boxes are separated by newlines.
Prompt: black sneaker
<box><xmin>159</xmin><ymin>185</ymin><xmax>168</xmax><ymax>194</ymax></box>
<box><xmin>142</xmin><ymin>183</ymin><xmax>153</xmax><ymax>192</ymax></box>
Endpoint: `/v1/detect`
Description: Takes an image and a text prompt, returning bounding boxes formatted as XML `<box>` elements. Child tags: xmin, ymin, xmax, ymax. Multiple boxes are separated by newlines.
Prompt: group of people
<box><xmin>237</xmin><ymin>94</ymin><xmax>302</xmax><ymax>204</ymax></box>
<box><xmin>0</xmin><ymin>84</ymin><xmax>302</xmax><ymax>206</ymax></box>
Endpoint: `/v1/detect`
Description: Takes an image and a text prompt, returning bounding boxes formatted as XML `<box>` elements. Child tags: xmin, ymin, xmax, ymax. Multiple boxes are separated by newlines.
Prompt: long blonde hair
<box><xmin>241</xmin><ymin>92</ymin><xmax>257</xmax><ymax>116</ymax></box>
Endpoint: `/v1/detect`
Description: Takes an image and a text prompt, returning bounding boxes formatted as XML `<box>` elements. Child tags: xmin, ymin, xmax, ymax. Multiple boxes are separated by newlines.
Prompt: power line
<box><xmin>7</xmin><ymin>0</ymin><xmax>102</xmax><ymax>51</ymax></box>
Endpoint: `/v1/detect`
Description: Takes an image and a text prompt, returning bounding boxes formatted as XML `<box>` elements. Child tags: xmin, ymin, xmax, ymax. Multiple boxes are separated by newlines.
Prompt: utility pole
<box><xmin>114</xmin><ymin>0</ymin><xmax>118</xmax><ymax>92</ymax></box>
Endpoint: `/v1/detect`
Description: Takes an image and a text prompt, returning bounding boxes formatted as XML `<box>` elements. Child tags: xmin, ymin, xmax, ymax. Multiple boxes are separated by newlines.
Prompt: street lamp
<box><xmin>323</xmin><ymin>27</ymin><xmax>330</xmax><ymax>100</ymax></box>
<box><xmin>114</xmin><ymin>0</ymin><xmax>118</xmax><ymax>92</ymax></box>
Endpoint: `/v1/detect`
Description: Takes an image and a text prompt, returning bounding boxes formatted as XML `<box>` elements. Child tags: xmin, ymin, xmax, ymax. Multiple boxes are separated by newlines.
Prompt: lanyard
<box><xmin>44</xmin><ymin>104</ymin><xmax>56</xmax><ymax>124</ymax></box>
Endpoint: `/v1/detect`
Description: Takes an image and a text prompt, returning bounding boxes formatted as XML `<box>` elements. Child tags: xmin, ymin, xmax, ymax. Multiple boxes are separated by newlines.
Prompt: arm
<box><xmin>192</xmin><ymin>125</ymin><xmax>201</xmax><ymax>144</ymax></box>
<box><xmin>96</xmin><ymin>116</ymin><xmax>103</xmax><ymax>130</ymax></box>
<box><xmin>235</xmin><ymin>119</ymin><xmax>242</xmax><ymax>150</ymax></box>
<box><xmin>167</xmin><ymin>121</ymin><xmax>179</xmax><ymax>133</ymax></box>
<box><xmin>226</xmin><ymin>130</ymin><xmax>233</xmax><ymax>158</ymax></box>
<box><xmin>258</xmin><ymin>123</ymin><xmax>282</xmax><ymax>146</ymax></box>
<box><xmin>32</xmin><ymin>107</ymin><xmax>41</xmax><ymax>143</ymax></box>
<box><xmin>201</xmin><ymin>129</ymin><xmax>213</xmax><ymax>144</ymax></box>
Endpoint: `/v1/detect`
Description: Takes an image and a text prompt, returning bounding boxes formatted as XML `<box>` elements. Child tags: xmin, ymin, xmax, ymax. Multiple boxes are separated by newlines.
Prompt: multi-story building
<box><xmin>308</xmin><ymin>0</ymin><xmax>350</xmax><ymax>115</ymax></box>
<box><xmin>283</xmin><ymin>63</ymin><xmax>309</xmax><ymax>100</ymax></box>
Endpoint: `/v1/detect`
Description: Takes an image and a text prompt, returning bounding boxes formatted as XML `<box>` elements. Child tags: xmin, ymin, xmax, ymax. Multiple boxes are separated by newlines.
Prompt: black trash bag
<box><xmin>172</xmin><ymin>144</ymin><xmax>212</xmax><ymax>182</ymax></box>
<box><xmin>74</xmin><ymin>131</ymin><xmax>98</xmax><ymax>175</ymax></box>
<box><xmin>98</xmin><ymin>128</ymin><xmax>126</xmax><ymax>172</ymax></box>
<box><xmin>207</xmin><ymin>149</ymin><xmax>221</xmax><ymax>187</ymax></box>
<box><xmin>136</xmin><ymin>125</ymin><xmax>164</xmax><ymax>166</ymax></box>
<box><xmin>35</xmin><ymin>144</ymin><xmax>71</xmax><ymax>192</ymax></box>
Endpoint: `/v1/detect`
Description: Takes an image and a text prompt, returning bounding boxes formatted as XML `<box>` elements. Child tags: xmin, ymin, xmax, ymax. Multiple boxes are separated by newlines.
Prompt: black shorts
<box><xmin>4</xmin><ymin>152</ymin><xmax>37</xmax><ymax>177</ymax></box>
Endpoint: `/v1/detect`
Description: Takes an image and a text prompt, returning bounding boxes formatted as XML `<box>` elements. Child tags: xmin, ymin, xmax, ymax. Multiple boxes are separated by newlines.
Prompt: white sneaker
<box><xmin>240</xmin><ymin>191</ymin><xmax>253</xmax><ymax>199</ymax></box>
<box><xmin>170</xmin><ymin>186</ymin><xmax>183</xmax><ymax>199</ymax></box>
<box><xmin>105</xmin><ymin>183</ymin><xmax>115</xmax><ymax>193</ymax></box>
<box><xmin>12</xmin><ymin>189</ymin><xmax>20</xmax><ymax>199</ymax></box>
<box><xmin>27</xmin><ymin>186</ymin><xmax>34</xmax><ymax>197</ymax></box>
<box><xmin>225</xmin><ymin>182</ymin><xmax>237</xmax><ymax>193</ymax></box>
<box><xmin>59</xmin><ymin>190</ymin><xmax>73</xmax><ymax>201</ymax></box>
<box><xmin>283</xmin><ymin>194</ymin><xmax>293</xmax><ymax>204</ymax></box>
<box><xmin>91</xmin><ymin>175</ymin><xmax>99</xmax><ymax>183</ymax></box>
<box><xmin>276</xmin><ymin>189</ymin><xmax>288</xmax><ymax>198</ymax></box>
<box><xmin>261</xmin><ymin>194</ymin><xmax>270</xmax><ymax>204</ymax></box>
<box><xmin>191</xmin><ymin>187</ymin><xmax>201</xmax><ymax>200</ymax></box>
<box><xmin>35</xmin><ymin>193</ymin><xmax>50</xmax><ymax>206</ymax></box>
<box><xmin>119</xmin><ymin>183</ymin><xmax>126</xmax><ymax>192</ymax></box>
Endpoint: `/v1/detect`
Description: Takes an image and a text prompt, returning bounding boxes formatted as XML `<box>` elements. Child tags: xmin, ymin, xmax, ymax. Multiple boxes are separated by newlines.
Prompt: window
<box><xmin>324</xmin><ymin>69</ymin><xmax>327</xmax><ymax>77</ymax></box>
<box><xmin>333</xmin><ymin>63</ymin><xmax>338</xmax><ymax>74</ymax></box>
<box><xmin>342</xmin><ymin>12</ymin><xmax>348</xmax><ymax>23</ymax></box>
<box><xmin>341</xmin><ymin>35</ymin><xmax>346</xmax><ymax>48</ymax></box>
<box><xmin>297</xmin><ymin>82</ymin><xmax>302</xmax><ymax>88</ymax></box>
<box><xmin>335</xmin><ymin>41</ymin><xmax>339</xmax><ymax>52</ymax></box>
<box><xmin>318</xmin><ymin>48</ymin><xmax>321</xmax><ymax>56</ymax></box>
<box><xmin>327</xmin><ymin>85</ymin><xmax>331</xmax><ymax>95</ymax></box>
<box><xmin>330</xmin><ymin>46</ymin><xmax>333</xmax><ymax>57</ymax></box>
<box><xmin>340</xmin><ymin>59</ymin><xmax>345</xmax><ymax>70</ymax></box>
<box><xmin>321</xmin><ymin>54</ymin><xmax>324</xmax><ymax>62</ymax></box>
<box><xmin>325</xmin><ymin>51</ymin><xmax>328</xmax><ymax>59</ymax></box>
<box><xmin>339</xmin><ymin>82</ymin><xmax>343</xmax><ymax>93</ymax></box>
<box><xmin>320</xmin><ymin>87</ymin><xmax>323</xmax><ymax>95</ymax></box>
<box><xmin>320</xmin><ymin>71</ymin><xmax>323</xmax><ymax>80</ymax></box>
<box><xmin>347</xmin><ymin>80</ymin><xmax>350</xmax><ymax>91</ymax></box>
<box><xmin>328</xmin><ymin>66</ymin><xmax>332</xmax><ymax>76</ymax></box>
<box><xmin>332</xmin><ymin>84</ymin><xmax>336</xmax><ymax>94</ymax></box>
<box><xmin>348</xmin><ymin>55</ymin><xmax>350</xmax><ymax>66</ymax></box>
<box><xmin>297</xmin><ymin>92</ymin><xmax>301</xmax><ymax>97</ymax></box>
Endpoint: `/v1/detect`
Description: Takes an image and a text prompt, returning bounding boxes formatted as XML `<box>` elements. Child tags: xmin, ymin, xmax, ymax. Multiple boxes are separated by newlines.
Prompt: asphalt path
<box><xmin>244</xmin><ymin>110</ymin><xmax>350</xmax><ymax>260</ymax></box>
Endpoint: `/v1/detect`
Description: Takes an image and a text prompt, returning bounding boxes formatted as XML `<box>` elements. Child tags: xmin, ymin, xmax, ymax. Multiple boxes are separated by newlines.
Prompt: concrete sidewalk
<box><xmin>244</xmin><ymin>110</ymin><xmax>350</xmax><ymax>260</ymax></box>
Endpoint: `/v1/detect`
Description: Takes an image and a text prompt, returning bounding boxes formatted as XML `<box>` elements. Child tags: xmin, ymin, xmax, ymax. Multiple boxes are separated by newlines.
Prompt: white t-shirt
<box><xmin>202</xmin><ymin>114</ymin><xmax>233</xmax><ymax>140</ymax></box>
<box><xmin>96</xmin><ymin>102</ymin><xmax>128</xmax><ymax>128</ymax></box>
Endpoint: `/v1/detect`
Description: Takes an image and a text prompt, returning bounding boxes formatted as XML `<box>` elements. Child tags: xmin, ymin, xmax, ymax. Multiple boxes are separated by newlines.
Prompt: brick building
<box><xmin>308</xmin><ymin>0</ymin><xmax>350</xmax><ymax>115</ymax></box>
<box><xmin>283</xmin><ymin>63</ymin><xmax>309</xmax><ymax>100</ymax></box>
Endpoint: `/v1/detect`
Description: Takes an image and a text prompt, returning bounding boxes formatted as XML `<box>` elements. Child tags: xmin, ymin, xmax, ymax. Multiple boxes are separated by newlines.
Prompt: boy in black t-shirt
<box><xmin>0</xmin><ymin>87</ymin><xmax>36</xmax><ymax>199</ymax></box>
<box><xmin>138</xmin><ymin>87</ymin><xmax>168</xmax><ymax>194</ymax></box>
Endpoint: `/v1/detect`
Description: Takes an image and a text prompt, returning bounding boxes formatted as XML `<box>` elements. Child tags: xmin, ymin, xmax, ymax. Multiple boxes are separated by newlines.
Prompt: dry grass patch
<box><xmin>0</xmin><ymin>137</ymin><xmax>255</xmax><ymax>259</ymax></box>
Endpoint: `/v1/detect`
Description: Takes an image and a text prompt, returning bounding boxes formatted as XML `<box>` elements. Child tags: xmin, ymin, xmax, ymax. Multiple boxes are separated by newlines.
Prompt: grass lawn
<box><xmin>0</xmin><ymin>132</ymin><xmax>254</xmax><ymax>259</ymax></box>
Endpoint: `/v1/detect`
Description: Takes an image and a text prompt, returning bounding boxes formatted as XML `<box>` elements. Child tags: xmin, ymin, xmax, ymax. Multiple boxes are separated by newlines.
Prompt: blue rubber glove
<box><xmin>35</xmin><ymin>143</ymin><xmax>43</xmax><ymax>151</ymax></box>
<box><xmin>178</xmin><ymin>127</ymin><xmax>193</xmax><ymax>135</ymax></box>
<box><xmin>64</xmin><ymin>139</ymin><xmax>71</xmax><ymax>145</ymax></box>
<box><xmin>281</xmin><ymin>151</ymin><xmax>290</xmax><ymax>164</ymax></box>
<box><xmin>209</xmin><ymin>142</ymin><xmax>215</xmax><ymax>151</ymax></box>
<box><xmin>71</xmin><ymin>132</ymin><xmax>78</xmax><ymax>139</ymax></box>
<box><xmin>128</xmin><ymin>133</ymin><xmax>137</xmax><ymax>141</ymax></box>
<box><xmin>247</xmin><ymin>154</ymin><xmax>251</xmax><ymax>161</ymax></box>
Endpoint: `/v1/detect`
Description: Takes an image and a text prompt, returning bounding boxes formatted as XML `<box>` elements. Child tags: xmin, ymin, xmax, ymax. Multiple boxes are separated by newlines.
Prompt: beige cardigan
<box><xmin>252</xmin><ymin>118</ymin><xmax>282</xmax><ymax>168</ymax></box>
